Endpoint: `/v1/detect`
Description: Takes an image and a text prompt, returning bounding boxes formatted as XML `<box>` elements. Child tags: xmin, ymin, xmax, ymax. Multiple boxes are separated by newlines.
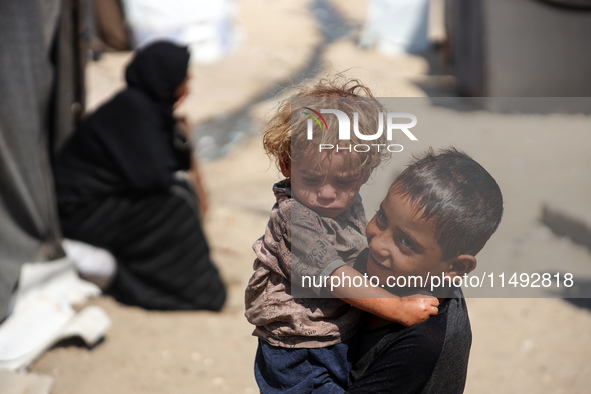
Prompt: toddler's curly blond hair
<box><xmin>263</xmin><ymin>76</ymin><xmax>390</xmax><ymax>174</ymax></box>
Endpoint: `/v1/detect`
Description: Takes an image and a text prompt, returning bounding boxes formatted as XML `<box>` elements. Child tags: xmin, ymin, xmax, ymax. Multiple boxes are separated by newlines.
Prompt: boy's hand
<box><xmin>387</xmin><ymin>296</ymin><xmax>440</xmax><ymax>327</ymax></box>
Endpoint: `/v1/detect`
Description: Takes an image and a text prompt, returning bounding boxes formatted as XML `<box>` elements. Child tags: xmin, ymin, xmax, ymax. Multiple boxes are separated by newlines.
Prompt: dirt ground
<box><xmin>31</xmin><ymin>1</ymin><xmax>591</xmax><ymax>393</ymax></box>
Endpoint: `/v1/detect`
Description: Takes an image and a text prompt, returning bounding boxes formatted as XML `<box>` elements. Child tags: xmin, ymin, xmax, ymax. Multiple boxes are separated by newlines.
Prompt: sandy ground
<box><xmin>30</xmin><ymin>1</ymin><xmax>591</xmax><ymax>393</ymax></box>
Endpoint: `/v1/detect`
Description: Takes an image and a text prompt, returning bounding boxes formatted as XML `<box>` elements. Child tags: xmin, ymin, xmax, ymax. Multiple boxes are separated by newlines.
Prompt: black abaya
<box><xmin>53</xmin><ymin>41</ymin><xmax>226</xmax><ymax>310</ymax></box>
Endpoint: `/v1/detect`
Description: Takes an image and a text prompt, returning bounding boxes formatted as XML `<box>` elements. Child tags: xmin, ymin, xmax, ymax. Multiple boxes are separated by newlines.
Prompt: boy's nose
<box><xmin>369</xmin><ymin>233</ymin><xmax>390</xmax><ymax>258</ymax></box>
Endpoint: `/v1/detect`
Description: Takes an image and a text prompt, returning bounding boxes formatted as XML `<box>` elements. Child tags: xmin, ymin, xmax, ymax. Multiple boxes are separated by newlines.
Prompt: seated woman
<box><xmin>347</xmin><ymin>148</ymin><xmax>503</xmax><ymax>393</ymax></box>
<box><xmin>53</xmin><ymin>41</ymin><xmax>226</xmax><ymax>311</ymax></box>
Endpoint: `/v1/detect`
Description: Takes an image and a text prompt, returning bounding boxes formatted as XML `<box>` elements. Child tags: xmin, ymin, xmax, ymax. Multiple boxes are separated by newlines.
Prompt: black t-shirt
<box><xmin>348</xmin><ymin>289</ymin><xmax>471</xmax><ymax>393</ymax></box>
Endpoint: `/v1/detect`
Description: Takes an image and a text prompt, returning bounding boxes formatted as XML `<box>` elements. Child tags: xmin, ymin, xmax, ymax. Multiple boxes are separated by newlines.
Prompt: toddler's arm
<box><xmin>329</xmin><ymin>265</ymin><xmax>439</xmax><ymax>327</ymax></box>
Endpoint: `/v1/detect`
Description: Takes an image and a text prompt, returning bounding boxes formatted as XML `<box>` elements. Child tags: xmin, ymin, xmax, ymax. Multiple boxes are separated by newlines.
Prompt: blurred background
<box><xmin>1</xmin><ymin>0</ymin><xmax>591</xmax><ymax>392</ymax></box>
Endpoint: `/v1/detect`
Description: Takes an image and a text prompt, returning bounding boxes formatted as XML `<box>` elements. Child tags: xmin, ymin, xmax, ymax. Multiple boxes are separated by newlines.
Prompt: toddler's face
<box><xmin>365</xmin><ymin>190</ymin><xmax>450</xmax><ymax>288</ymax></box>
<box><xmin>284</xmin><ymin>152</ymin><xmax>368</xmax><ymax>218</ymax></box>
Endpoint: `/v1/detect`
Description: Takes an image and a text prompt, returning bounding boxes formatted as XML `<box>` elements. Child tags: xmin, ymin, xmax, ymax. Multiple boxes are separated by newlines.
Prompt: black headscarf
<box><xmin>125</xmin><ymin>41</ymin><xmax>190</xmax><ymax>105</ymax></box>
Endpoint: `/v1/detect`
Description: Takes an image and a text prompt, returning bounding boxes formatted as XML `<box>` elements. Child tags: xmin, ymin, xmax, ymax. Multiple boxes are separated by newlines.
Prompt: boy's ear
<box><xmin>447</xmin><ymin>255</ymin><xmax>477</xmax><ymax>277</ymax></box>
<box><xmin>279</xmin><ymin>161</ymin><xmax>291</xmax><ymax>178</ymax></box>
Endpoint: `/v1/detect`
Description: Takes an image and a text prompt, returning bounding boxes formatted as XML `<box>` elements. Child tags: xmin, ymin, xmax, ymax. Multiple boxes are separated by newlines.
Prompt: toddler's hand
<box><xmin>388</xmin><ymin>296</ymin><xmax>440</xmax><ymax>327</ymax></box>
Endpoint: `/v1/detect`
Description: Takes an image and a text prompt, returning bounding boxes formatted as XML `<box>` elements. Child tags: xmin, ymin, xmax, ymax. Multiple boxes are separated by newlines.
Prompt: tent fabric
<box><xmin>0</xmin><ymin>0</ymin><xmax>85</xmax><ymax>321</ymax></box>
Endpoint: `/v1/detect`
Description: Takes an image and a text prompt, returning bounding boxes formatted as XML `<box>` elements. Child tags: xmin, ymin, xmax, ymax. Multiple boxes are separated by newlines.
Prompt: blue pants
<box><xmin>254</xmin><ymin>337</ymin><xmax>356</xmax><ymax>394</ymax></box>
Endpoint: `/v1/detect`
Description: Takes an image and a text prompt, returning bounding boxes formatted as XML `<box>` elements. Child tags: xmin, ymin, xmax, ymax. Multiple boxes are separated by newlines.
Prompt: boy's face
<box><xmin>282</xmin><ymin>152</ymin><xmax>369</xmax><ymax>218</ymax></box>
<box><xmin>366</xmin><ymin>190</ymin><xmax>475</xmax><ymax>289</ymax></box>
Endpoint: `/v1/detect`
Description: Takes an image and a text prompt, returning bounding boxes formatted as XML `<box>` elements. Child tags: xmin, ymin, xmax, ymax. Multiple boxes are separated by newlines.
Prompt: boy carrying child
<box><xmin>348</xmin><ymin>147</ymin><xmax>503</xmax><ymax>392</ymax></box>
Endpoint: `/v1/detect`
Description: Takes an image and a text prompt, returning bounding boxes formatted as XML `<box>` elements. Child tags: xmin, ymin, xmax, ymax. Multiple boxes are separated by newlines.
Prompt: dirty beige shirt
<box><xmin>244</xmin><ymin>179</ymin><xmax>367</xmax><ymax>348</ymax></box>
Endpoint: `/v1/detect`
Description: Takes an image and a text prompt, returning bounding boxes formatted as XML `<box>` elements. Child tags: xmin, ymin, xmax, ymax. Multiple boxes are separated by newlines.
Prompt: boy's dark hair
<box><xmin>390</xmin><ymin>147</ymin><xmax>503</xmax><ymax>260</ymax></box>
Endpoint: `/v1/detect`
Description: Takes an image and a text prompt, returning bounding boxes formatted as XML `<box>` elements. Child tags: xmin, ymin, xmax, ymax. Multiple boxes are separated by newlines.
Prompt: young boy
<box><xmin>348</xmin><ymin>147</ymin><xmax>504</xmax><ymax>393</ymax></box>
<box><xmin>244</xmin><ymin>78</ymin><xmax>439</xmax><ymax>393</ymax></box>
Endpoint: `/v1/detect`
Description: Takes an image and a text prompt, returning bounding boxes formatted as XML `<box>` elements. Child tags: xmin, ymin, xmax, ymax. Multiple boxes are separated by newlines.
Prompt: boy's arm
<box><xmin>329</xmin><ymin>265</ymin><xmax>439</xmax><ymax>327</ymax></box>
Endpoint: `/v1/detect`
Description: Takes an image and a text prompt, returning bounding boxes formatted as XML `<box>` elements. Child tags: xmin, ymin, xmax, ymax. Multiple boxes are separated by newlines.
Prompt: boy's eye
<box><xmin>399</xmin><ymin>237</ymin><xmax>415</xmax><ymax>252</ymax></box>
<box><xmin>375</xmin><ymin>209</ymin><xmax>388</xmax><ymax>226</ymax></box>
